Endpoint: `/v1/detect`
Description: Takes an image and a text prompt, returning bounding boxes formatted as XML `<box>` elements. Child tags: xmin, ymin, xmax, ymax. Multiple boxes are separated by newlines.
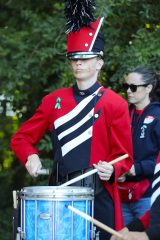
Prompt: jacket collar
<box><xmin>73</xmin><ymin>81</ymin><xmax>101</xmax><ymax>96</ymax></box>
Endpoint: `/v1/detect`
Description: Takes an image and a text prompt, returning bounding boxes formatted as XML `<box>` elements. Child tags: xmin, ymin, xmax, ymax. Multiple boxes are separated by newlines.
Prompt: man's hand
<box><xmin>93</xmin><ymin>161</ymin><xmax>114</xmax><ymax>181</ymax></box>
<box><xmin>25</xmin><ymin>154</ymin><xmax>42</xmax><ymax>177</ymax></box>
<box><xmin>110</xmin><ymin>227</ymin><xmax>149</xmax><ymax>240</ymax></box>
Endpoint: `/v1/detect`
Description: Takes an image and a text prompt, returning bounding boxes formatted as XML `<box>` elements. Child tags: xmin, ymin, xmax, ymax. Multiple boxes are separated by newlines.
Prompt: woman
<box><xmin>118</xmin><ymin>67</ymin><xmax>160</xmax><ymax>225</ymax></box>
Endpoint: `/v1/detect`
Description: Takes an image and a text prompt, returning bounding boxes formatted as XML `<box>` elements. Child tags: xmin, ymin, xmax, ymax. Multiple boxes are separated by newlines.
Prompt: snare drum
<box><xmin>18</xmin><ymin>186</ymin><xmax>94</xmax><ymax>240</ymax></box>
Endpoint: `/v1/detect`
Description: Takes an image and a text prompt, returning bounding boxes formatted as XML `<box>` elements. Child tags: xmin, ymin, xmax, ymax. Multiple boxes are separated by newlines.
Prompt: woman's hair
<box><xmin>129</xmin><ymin>66</ymin><xmax>160</xmax><ymax>102</ymax></box>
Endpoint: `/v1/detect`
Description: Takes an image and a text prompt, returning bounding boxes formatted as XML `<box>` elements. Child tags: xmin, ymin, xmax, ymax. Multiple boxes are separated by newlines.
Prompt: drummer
<box><xmin>110</xmin><ymin>154</ymin><xmax>160</xmax><ymax>240</ymax></box>
<box><xmin>10</xmin><ymin>1</ymin><xmax>133</xmax><ymax>239</ymax></box>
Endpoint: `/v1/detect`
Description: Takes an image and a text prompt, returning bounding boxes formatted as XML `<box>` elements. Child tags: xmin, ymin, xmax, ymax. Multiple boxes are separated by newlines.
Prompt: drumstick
<box><xmin>109</xmin><ymin>154</ymin><xmax>129</xmax><ymax>165</ymax></box>
<box><xmin>67</xmin><ymin>205</ymin><xmax>124</xmax><ymax>239</ymax></box>
<box><xmin>37</xmin><ymin>168</ymin><xmax>50</xmax><ymax>175</ymax></box>
<box><xmin>60</xmin><ymin>154</ymin><xmax>129</xmax><ymax>187</ymax></box>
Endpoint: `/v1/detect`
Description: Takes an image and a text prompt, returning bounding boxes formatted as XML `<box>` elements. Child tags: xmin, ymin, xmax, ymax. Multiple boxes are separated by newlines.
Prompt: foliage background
<box><xmin>0</xmin><ymin>0</ymin><xmax>160</xmax><ymax>239</ymax></box>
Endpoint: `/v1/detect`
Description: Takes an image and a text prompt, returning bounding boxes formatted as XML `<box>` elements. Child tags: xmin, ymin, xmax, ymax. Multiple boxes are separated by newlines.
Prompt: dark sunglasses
<box><xmin>122</xmin><ymin>83</ymin><xmax>149</xmax><ymax>92</ymax></box>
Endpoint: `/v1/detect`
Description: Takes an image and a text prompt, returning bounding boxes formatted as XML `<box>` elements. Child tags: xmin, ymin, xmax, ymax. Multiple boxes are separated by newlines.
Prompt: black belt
<box><xmin>55</xmin><ymin>167</ymin><xmax>103</xmax><ymax>195</ymax></box>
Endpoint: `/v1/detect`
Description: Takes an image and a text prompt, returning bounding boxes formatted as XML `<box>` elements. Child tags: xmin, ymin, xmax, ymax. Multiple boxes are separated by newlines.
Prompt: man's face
<box><xmin>70</xmin><ymin>57</ymin><xmax>103</xmax><ymax>81</ymax></box>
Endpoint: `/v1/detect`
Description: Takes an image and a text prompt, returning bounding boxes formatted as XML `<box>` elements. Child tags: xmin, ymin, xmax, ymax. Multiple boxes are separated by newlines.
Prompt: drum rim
<box><xmin>19</xmin><ymin>186</ymin><xmax>94</xmax><ymax>199</ymax></box>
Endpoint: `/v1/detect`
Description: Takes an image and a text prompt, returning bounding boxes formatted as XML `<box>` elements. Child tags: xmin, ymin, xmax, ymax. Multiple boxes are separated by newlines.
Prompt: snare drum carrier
<box><xmin>18</xmin><ymin>186</ymin><xmax>94</xmax><ymax>240</ymax></box>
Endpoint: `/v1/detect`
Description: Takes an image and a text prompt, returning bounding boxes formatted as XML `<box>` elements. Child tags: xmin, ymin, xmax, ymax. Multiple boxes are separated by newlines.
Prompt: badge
<box><xmin>55</xmin><ymin>97</ymin><xmax>61</xmax><ymax>109</ymax></box>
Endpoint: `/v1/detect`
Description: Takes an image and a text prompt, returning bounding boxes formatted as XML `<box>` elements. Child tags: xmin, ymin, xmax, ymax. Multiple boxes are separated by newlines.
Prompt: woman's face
<box><xmin>125</xmin><ymin>72</ymin><xmax>151</xmax><ymax>108</ymax></box>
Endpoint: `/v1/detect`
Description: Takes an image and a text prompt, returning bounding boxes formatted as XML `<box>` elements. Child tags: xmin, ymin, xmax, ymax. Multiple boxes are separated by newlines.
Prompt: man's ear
<box><xmin>97</xmin><ymin>58</ymin><xmax>104</xmax><ymax>70</ymax></box>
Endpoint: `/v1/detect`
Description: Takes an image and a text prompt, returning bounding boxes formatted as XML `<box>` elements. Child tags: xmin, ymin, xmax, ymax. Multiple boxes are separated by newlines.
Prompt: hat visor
<box><xmin>67</xmin><ymin>51</ymin><xmax>103</xmax><ymax>60</ymax></box>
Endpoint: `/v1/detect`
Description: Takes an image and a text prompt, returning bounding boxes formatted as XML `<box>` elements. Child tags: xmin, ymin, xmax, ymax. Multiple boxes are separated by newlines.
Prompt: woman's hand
<box><xmin>117</xmin><ymin>174</ymin><xmax>126</xmax><ymax>182</ymax></box>
<box><xmin>128</xmin><ymin>165</ymin><xmax>136</xmax><ymax>176</ymax></box>
<box><xmin>117</xmin><ymin>164</ymin><xmax>135</xmax><ymax>182</ymax></box>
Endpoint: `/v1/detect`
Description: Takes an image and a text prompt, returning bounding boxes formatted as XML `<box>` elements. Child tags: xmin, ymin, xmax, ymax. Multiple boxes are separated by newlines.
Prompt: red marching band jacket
<box><xmin>10</xmin><ymin>85</ymin><xmax>133</xmax><ymax>230</ymax></box>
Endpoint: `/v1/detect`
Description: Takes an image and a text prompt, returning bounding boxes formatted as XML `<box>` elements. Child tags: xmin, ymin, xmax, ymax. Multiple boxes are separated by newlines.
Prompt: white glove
<box><xmin>93</xmin><ymin>161</ymin><xmax>114</xmax><ymax>181</ymax></box>
<box><xmin>25</xmin><ymin>154</ymin><xmax>42</xmax><ymax>177</ymax></box>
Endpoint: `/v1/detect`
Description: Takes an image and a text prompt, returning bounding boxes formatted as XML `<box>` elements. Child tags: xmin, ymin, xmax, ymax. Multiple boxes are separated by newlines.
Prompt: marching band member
<box><xmin>111</xmin><ymin>154</ymin><xmax>160</xmax><ymax>240</ymax></box>
<box><xmin>10</xmin><ymin>1</ymin><xmax>133</xmax><ymax>239</ymax></box>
